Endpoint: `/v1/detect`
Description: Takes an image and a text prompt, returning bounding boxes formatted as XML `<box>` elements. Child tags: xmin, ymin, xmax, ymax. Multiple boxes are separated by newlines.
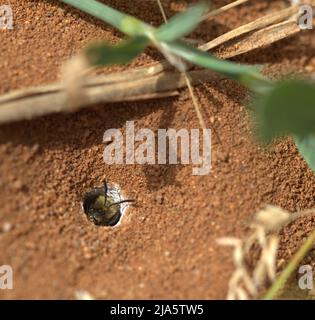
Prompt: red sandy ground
<box><xmin>0</xmin><ymin>0</ymin><xmax>315</xmax><ymax>299</ymax></box>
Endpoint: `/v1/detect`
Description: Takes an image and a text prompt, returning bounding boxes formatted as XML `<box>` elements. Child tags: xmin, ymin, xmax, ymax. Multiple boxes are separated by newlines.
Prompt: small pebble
<box><xmin>2</xmin><ymin>222</ymin><xmax>12</xmax><ymax>233</ymax></box>
<box><xmin>74</xmin><ymin>290</ymin><xmax>94</xmax><ymax>300</ymax></box>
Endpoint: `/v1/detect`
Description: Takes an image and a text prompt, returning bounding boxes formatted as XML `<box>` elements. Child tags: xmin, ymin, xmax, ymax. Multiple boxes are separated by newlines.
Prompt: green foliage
<box><xmin>254</xmin><ymin>80</ymin><xmax>315</xmax><ymax>171</ymax></box>
<box><xmin>61</xmin><ymin>0</ymin><xmax>266</xmax><ymax>91</ymax></box>
<box><xmin>155</xmin><ymin>2</ymin><xmax>207</xmax><ymax>42</ymax></box>
<box><xmin>164</xmin><ymin>40</ymin><xmax>272</xmax><ymax>93</ymax></box>
<box><xmin>256</xmin><ymin>80</ymin><xmax>315</xmax><ymax>142</ymax></box>
<box><xmin>61</xmin><ymin>0</ymin><xmax>315</xmax><ymax>173</ymax></box>
<box><xmin>294</xmin><ymin>134</ymin><xmax>315</xmax><ymax>172</ymax></box>
<box><xmin>263</xmin><ymin>227</ymin><xmax>315</xmax><ymax>300</ymax></box>
<box><xmin>85</xmin><ymin>37</ymin><xmax>149</xmax><ymax>66</ymax></box>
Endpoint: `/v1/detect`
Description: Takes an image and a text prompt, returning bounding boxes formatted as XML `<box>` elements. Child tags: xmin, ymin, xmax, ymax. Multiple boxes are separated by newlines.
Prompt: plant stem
<box><xmin>263</xmin><ymin>228</ymin><xmax>315</xmax><ymax>300</ymax></box>
<box><xmin>156</xmin><ymin>0</ymin><xmax>207</xmax><ymax>130</ymax></box>
<box><xmin>157</xmin><ymin>0</ymin><xmax>168</xmax><ymax>23</ymax></box>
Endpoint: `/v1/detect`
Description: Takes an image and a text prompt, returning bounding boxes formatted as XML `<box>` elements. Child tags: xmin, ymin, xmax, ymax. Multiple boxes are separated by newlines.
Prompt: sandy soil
<box><xmin>0</xmin><ymin>0</ymin><xmax>315</xmax><ymax>299</ymax></box>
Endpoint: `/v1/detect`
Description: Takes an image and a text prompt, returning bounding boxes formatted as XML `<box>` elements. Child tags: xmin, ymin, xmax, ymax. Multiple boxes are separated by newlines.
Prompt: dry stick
<box><xmin>0</xmin><ymin>70</ymin><xmax>222</xmax><ymax>124</ymax></box>
<box><xmin>156</xmin><ymin>0</ymin><xmax>207</xmax><ymax>129</ymax></box>
<box><xmin>0</xmin><ymin>7</ymin><xmax>303</xmax><ymax>123</ymax></box>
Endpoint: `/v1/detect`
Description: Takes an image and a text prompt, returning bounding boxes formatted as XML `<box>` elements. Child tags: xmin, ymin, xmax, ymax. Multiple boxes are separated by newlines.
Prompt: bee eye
<box><xmin>92</xmin><ymin>212</ymin><xmax>104</xmax><ymax>223</ymax></box>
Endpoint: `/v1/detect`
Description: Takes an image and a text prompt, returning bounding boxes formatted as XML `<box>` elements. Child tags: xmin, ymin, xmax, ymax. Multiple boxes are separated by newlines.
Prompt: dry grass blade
<box><xmin>218</xmin><ymin>20</ymin><xmax>301</xmax><ymax>59</ymax></box>
<box><xmin>157</xmin><ymin>0</ymin><xmax>168</xmax><ymax>22</ymax></box>
<box><xmin>199</xmin><ymin>5</ymin><xmax>300</xmax><ymax>52</ymax></box>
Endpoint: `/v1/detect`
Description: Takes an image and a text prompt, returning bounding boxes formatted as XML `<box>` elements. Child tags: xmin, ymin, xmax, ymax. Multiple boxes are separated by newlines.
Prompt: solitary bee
<box><xmin>83</xmin><ymin>181</ymin><xmax>134</xmax><ymax>226</ymax></box>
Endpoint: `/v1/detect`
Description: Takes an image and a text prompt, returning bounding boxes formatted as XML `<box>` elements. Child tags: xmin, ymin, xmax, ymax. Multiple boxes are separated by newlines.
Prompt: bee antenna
<box><xmin>108</xmin><ymin>199</ymin><xmax>135</xmax><ymax>208</ymax></box>
<box><xmin>103</xmin><ymin>181</ymin><xmax>108</xmax><ymax>204</ymax></box>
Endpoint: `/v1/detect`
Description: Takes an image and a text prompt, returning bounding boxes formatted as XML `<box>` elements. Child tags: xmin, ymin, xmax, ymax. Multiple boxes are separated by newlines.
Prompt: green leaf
<box><xmin>155</xmin><ymin>3</ymin><xmax>208</xmax><ymax>42</ymax></box>
<box><xmin>62</xmin><ymin>0</ymin><xmax>273</xmax><ymax>95</ymax></box>
<box><xmin>255</xmin><ymin>80</ymin><xmax>315</xmax><ymax>142</ymax></box>
<box><xmin>295</xmin><ymin>134</ymin><xmax>315</xmax><ymax>172</ymax></box>
<box><xmin>85</xmin><ymin>37</ymin><xmax>148</xmax><ymax>67</ymax></box>
<box><xmin>164</xmin><ymin>40</ymin><xmax>271</xmax><ymax>92</ymax></box>
<box><xmin>61</xmin><ymin>0</ymin><xmax>153</xmax><ymax>37</ymax></box>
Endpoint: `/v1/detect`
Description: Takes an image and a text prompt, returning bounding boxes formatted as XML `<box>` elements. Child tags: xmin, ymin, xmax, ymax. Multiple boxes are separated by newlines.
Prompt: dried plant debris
<box><xmin>218</xmin><ymin>206</ymin><xmax>290</xmax><ymax>300</ymax></box>
<box><xmin>220</xmin><ymin>205</ymin><xmax>315</xmax><ymax>300</ymax></box>
<box><xmin>254</xmin><ymin>205</ymin><xmax>291</xmax><ymax>233</ymax></box>
<box><xmin>61</xmin><ymin>53</ymin><xmax>90</xmax><ymax>111</ymax></box>
<box><xmin>200</xmin><ymin>5</ymin><xmax>301</xmax><ymax>52</ymax></box>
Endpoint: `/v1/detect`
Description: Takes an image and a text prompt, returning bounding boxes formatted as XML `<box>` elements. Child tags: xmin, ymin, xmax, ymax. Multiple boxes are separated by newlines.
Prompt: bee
<box><xmin>83</xmin><ymin>181</ymin><xmax>134</xmax><ymax>226</ymax></box>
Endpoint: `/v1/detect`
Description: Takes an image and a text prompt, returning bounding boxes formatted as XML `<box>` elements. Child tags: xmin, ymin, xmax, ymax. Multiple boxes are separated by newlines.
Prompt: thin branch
<box><xmin>0</xmin><ymin>69</ymin><xmax>222</xmax><ymax>124</ymax></box>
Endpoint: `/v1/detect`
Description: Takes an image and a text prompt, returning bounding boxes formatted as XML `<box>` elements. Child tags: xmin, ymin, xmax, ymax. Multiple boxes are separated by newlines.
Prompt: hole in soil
<box><xmin>83</xmin><ymin>181</ymin><xmax>134</xmax><ymax>227</ymax></box>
